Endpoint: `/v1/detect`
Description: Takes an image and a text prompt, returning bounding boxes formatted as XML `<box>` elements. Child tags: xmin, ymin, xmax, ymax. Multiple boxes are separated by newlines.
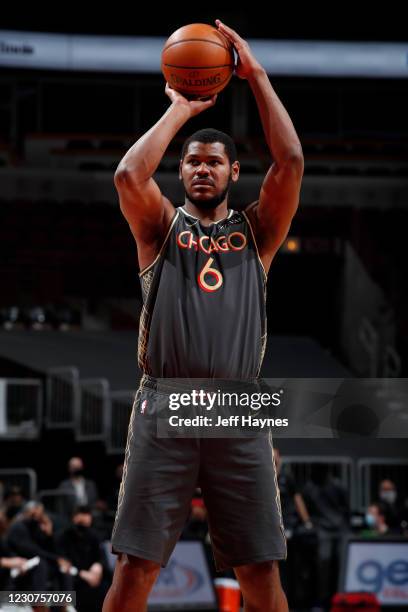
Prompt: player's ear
<box><xmin>231</xmin><ymin>160</ymin><xmax>240</xmax><ymax>182</ymax></box>
<box><xmin>179</xmin><ymin>159</ymin><xmax>183</xmax><ymax>180</ymax></box>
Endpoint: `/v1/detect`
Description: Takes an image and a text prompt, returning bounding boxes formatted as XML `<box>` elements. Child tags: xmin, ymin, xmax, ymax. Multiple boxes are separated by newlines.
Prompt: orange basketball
<box><xmin>161</xmin><ymin>23</ymin><xmax>235</xmax><ymax>98</ymax></box>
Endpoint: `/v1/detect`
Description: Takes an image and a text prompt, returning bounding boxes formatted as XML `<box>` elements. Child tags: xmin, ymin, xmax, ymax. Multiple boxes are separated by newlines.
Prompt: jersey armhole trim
<box><xmin>242</xmin><ymin>209</ymin><xmax>268</xmax><ymax>283</ymax></box>
<box><xmin>138</xmin><ymin>210</ymin><xmax>180</xmax><ymax>277</ymax></box>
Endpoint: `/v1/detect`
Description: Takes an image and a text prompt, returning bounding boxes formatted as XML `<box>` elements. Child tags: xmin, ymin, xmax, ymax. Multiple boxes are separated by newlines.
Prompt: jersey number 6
<box><xmin>197</xmin><ymin>257</ymin><xmax>223</xmax><ymax>292</ymax></box>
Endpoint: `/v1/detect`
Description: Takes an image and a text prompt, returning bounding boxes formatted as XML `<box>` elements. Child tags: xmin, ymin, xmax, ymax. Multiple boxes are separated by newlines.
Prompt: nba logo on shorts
<box><xmin>141</xmin><ymin>399</ymin><xmax>147</xmax><ymax>414</ymax></box>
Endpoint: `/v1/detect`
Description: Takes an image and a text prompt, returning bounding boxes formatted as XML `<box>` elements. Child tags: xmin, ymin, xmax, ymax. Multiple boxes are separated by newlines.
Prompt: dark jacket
<box><xmin>6</xmin><ymin>518</ymin><xmax>59</xmax><ymax>563</ymax></box>
<box><xmin>56</xmin><ymin>478</ymin><xmax>99</xmax><ymax>517</ymax></box>
<box><xmin>56</xmin><ymin>525</ymin><xmax>103</xmax><ymax>570</ymax></box>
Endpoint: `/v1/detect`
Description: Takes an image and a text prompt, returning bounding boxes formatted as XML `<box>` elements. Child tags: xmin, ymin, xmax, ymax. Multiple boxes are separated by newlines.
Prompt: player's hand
<box><xmin>165</xmin><ymin>82</ymin><xmax>217</xmax><ymax>118</ymax></box>
<box><xmin>215</xmin><ymin>19</ymin><xmax>263</xmax><ymax>80</ymax></box>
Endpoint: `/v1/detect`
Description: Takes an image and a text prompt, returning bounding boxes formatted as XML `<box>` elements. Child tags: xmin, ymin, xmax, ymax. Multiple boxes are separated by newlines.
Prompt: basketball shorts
<box><xmin>110</xmin><ymin>374</ymin><xmax>287</xmax><ymax>571</ymax></box>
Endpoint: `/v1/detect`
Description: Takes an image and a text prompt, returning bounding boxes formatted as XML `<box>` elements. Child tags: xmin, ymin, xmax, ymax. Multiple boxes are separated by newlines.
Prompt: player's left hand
<box><xmin>215</xmin><ymin>19</ymin><xmax>263</xmax><ymax>80</ymax></box>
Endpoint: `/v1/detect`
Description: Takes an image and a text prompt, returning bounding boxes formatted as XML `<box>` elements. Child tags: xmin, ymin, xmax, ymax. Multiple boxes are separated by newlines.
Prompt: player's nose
<box><xmin>196</xmin><ymin>164</ymin><xmax>210</xmax><ymax>176</ymax></box>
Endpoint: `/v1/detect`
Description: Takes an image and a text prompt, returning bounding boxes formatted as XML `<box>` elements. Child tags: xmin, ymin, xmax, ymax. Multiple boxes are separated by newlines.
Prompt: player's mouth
<box><xmin>192</xmin><ymin>180</ymin><xmax>214</xmax><ymax>188</ymax></box>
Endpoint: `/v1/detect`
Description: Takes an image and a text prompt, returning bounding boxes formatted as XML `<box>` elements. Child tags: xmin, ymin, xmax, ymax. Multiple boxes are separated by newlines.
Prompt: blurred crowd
<box><xmin>0</xmin><ymin>457</ymin><xmax>118</xmax><ymax>612</ymax></box>
<box><xmin>273</xmin><ymin>449</ymin><xmax>408</xmax><ymax>610</ymax></box>
<box><xmin>1</xmin><ymin>453</ymin><xmax>408</xmax><ymax>611</ymax></box>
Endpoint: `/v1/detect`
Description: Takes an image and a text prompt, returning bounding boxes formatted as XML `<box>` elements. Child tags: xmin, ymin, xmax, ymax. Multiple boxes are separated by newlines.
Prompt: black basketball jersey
<box><xmin>137</xmin><ymin>204</ymin><xmax>267</xmax><ymax>379</ymax></box>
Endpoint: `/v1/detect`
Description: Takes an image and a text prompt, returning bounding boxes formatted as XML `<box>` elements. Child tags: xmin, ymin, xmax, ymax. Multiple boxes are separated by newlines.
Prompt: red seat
<box><xmin>331</xmin><ymin>592</ymin><xmax>380</xmax><ymax>612</ymax></box>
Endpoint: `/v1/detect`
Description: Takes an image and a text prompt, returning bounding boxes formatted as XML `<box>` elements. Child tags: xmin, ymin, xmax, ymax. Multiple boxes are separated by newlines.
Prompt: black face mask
<box><xmin>74</xmin><ymin>524</ymin><xmax>88</xmax><ymax>534</ymax></box>
<box><xmin>70</xmin><ymin>469</ymin><xmax>84</xmax><ymax>477</ymax></box>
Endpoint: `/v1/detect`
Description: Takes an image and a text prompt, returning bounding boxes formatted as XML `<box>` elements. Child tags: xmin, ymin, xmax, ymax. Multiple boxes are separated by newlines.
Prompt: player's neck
<box><xmin>183</xmin><ymin>201</ymin><xmax>229</xmax><ymax>225</ymax></box>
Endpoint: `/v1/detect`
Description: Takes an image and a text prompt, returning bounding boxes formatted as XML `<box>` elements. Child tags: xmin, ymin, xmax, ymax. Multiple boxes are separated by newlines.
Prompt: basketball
<box><xmin>161</xmin><ymin>23</ymin><xmax>235</xmax><ymax>99</ymax></box>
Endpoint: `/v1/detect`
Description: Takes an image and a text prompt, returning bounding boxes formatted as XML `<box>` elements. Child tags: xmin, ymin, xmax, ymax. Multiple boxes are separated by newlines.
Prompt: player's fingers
<box><xmin>205</xmin><ymin>94</ymin><xmax>217</xmax><ymax>106</ymax></box>
<box><xmin>217</xmin><ymin>27</ymin><xmax>242</xmax><ymax>52</ymax></box>
<box><xmin>216</xmin><ymin>24</ymin><xmax>234</xmax><ymax>41</ymax></box>
<box><xmin>165</xmin><ymin>82</ymin><xmax>177</xmax><ymax>94</ymax></box>
<box><xmin>192</xmin><ymin>94</ymin><xmax>217</xmax><ymax>111</ymax></box>
<box><xmin>215</xmin><ymin>20</ymin><xmax>241</xmax><ymax>42</ymax></box>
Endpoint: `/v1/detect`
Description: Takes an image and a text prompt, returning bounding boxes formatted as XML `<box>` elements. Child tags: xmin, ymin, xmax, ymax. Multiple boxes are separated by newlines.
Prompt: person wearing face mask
<box><xmin>57</xmin><ymin>457</ymin><xmax>99</xmax><ymax>520</ymax></box>
<box><xmin>56</xmin><ymin>505</ymin><xmax>108</xmax><ymax>612</ymax></box>
<box><xmin>362</xmin><ymin>502</ymin><xmax>393</xmax><ymax>537</ymax></box>
<box><xmin>377</xmin><ymin>479</ymin><xmax>405</xmax><ymax>532</ymax></box>
<box><xmin>6</xmin><ymin>501</ymin><xmax>73</xmax><ymax>609</ymax></box>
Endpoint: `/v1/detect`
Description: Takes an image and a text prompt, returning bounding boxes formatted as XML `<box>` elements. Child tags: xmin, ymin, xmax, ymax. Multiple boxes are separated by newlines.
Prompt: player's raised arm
<box><xmin>216</xmin><ymin>20</ymin><xmax>304</xmax><ymax>270</ymax></box>
<box><xmin>114</xmin><ymin>85</ymin><xmax>218</xmax><ymax>246</ymax></box>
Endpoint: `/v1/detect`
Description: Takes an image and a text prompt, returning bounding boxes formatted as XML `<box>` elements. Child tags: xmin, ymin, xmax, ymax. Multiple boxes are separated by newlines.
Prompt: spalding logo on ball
<box><xmin>161</xmin><ymin>23</ymin><xmax>235</xmax><ymax>98</ymax></box>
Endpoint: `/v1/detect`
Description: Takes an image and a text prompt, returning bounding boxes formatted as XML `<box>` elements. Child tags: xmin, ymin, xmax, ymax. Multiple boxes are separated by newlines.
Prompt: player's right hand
<box><xmin>165</xmin><ymin>83</ymin><xmax>217</xmax><ymax>118</ymax></box>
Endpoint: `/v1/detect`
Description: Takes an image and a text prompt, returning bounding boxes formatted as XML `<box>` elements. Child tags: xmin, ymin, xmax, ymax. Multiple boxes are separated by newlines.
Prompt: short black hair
<box><xmin>72</xmin><ymin>504</ymin><xmax>92</xmax><ymax>517</ymax></box>
<box><xmin>4</xmin><ymin>485</ymin><xmax>23</xmax><ymax>499</ymax></box>
<box><xmin>181</xmin><ymin>128</ymin><xmax>238</xmax><ymax>165</ymax></box>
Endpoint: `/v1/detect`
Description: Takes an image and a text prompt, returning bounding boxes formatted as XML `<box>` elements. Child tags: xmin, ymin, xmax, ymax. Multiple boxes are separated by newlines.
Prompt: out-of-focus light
<box><xmin>283</xmin><ymin>237</ymin><xmax>301</xmax><ymax>253</ymax></box>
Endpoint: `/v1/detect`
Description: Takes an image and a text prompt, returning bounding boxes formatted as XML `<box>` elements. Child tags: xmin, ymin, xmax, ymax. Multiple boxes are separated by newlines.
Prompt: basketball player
<box><xmin>103</xmin><ymin>19</ymin><xmax>303</xmax><ymax>612</ymax></box>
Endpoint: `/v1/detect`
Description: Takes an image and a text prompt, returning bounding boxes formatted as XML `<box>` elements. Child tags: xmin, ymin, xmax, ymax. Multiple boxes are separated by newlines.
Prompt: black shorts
<box><xmin>111</xmin><ymin>374</ymin><xmax>287</xmax><ymax>572</ymax></box>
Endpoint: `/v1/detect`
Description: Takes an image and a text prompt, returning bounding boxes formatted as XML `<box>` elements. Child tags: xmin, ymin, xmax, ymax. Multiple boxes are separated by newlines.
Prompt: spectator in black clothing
<box><xmin>273</xmin><ymin>448</ymin><xmax>313</xmax><ymax>531</ymax></box>
<box><xmin>0</xmin><ymin>538</ymin><xmax>28</xmax><ymax>591</ymax></box>
<box><xmin>57</xmin><ymin>457</ymin><xmax>99</xmax><ymax>519</ymax></box>
<box><xmin>6</xmin><ymin>500</ymin><xmax>72</xmax><ymax>609</ymax></box>
<box><xmin>56</xmin><ymin>505</ymin><xmax>107</xmax><ymax>612</ymax></box>
<box><xmin>377</xmin><ymin>478</ymin><xmax>407</xmax><ymax>532</ymax></box>
<box><xmin>0</xmin><ymin>509</ymin><xmax>29</xmax><ymax>591</ymax></box>
<box><xmin>301</xmin><ymin>464</ymin><xmax>350</xmax><ymax>609</ymax></box>
<box><xmin>273</xmin><ymin>448</ymin><xmax>316</xmax><ymax>609</ymax></box>
<box><xmin>302</xmin><ymin>464</ymin><xmax>350</xmax><ymax>531</ymax></box>
<box><xmin>2</xmin><ymin>485</ymin><xmax>26</xmax><ymax>521</ymax></box>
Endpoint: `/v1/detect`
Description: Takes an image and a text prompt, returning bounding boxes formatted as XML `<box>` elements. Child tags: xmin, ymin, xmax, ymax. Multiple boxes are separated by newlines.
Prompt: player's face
<box><xmin>180</xmin><ymin>142</ymin><xmax>239</xmax><ymax>209</ymax></box>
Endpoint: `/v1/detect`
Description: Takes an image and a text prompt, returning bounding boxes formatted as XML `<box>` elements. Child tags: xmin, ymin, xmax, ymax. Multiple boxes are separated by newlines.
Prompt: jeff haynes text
<box><xmin>168</xmin><ymin>415</ymin><xmax>289</xmax><ymax>428</ymax></box>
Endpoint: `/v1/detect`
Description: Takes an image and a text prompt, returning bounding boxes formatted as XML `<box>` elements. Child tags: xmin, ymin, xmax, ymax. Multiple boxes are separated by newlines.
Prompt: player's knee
<box><xmin>235</xmin><ymin>559</ymin><xmax>278</xmax><ymax>586</ymax></box>
<box><xmin>116</xmin><ymin>553</ymin><xmax>161</xmax><ymax>588</ymax></box>
<box><xmin>235</xmin><ymin>560</ymin><xmax>287</xmax><ymax>612</ymax></box>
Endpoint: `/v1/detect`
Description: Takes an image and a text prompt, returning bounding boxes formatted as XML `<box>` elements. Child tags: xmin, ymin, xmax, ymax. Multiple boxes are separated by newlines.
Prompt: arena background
<box><xmin>0</xmin><ymin>6</ymin><xmax>407</xmax><ymax>611</ymax></box>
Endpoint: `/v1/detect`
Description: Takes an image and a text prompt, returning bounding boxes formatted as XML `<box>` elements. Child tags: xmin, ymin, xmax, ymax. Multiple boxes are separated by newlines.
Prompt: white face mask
<box><xmin>380</xmin><ymin>490</ymin><xmax>397</xmax><ymax>505</ymax></box>
<box><xmin>365</xmin><ymin>513</ymin><xmax>376</xmax><ymax>528</ymax></box>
